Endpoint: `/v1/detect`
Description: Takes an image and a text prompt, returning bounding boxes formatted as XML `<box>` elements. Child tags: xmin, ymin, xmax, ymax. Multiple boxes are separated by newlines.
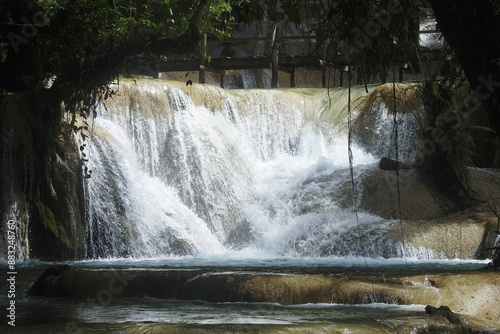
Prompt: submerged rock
<box><xmin>28</xmin><ymin>265</ymin><xmax>71</xmax><ymax>296</ymax></box>
<box><xmin>425</xmin><ymin>305</ymin><xmax>462</xmax><ymax>325</ymax></box>
<box><xmin>29</xmin><ymin>266</ymin><xmax>500</xmax><ymax>325</ymax></box>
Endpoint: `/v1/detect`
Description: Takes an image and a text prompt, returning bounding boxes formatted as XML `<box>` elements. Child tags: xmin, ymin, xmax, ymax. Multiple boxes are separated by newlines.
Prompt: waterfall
<box><xmin>82</xmin><ymin>80</ymin><xmax>422</xmax><ymax>259</ymax></box>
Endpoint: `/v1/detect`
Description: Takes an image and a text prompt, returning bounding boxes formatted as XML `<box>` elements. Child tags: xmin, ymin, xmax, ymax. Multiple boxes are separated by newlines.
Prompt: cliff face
<box><xmin>0</xmin><ymin>91</ymin><xmax>86</xmax><ymax>261</ymax></box>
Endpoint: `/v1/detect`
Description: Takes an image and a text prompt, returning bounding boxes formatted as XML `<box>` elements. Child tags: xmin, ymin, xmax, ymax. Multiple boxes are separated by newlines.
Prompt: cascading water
<box><xmin>4</xmin><ymin>81</ymin><xmax>499</xmax><ymax>334</ymax></box>
<box><xmin>82</xmin><ymin>80</ymin><xmax>422</xmax><ymax>259</ymax></box>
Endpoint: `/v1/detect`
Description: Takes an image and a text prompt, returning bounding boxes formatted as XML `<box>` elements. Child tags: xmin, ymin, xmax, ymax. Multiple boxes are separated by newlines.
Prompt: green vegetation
<box><xmin>0</xmin><ymin>0</ymin><xmax>240</xmax><ymax>113</ymax></box>
<box><xmin>415</xmin><ymin>70</ymin><xmax>493</xmax><ymax>203</ymax></box>
<box><xmin>237</xmin><ymin>0</ymin><xmax>421</xmax><ymax>84</ymax></box>
<box><xmin>429</xmin><ymin>0</ymin><xmax>500</xmax><ymax>137</ymax></box>
<box><xmin>1</xmin><ymin>1</ymin><xmax>499</xmax><ymax>132</ymax></box>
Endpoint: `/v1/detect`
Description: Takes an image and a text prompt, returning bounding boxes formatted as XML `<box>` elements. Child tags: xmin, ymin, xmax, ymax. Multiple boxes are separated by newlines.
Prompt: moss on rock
<box><xmin>0</xmin><ymin>91</ymin><xmax>86</xmax><ymax>260</ymax></box>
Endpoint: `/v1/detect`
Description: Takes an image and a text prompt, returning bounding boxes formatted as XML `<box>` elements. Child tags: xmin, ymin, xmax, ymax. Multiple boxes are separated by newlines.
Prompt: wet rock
<box><xmin>336</xmin><ymin>167</ymin><xmax>500</xmax><ymax>220</ymax></box>
<box><xmin>28</xmin><ymin>265</ymin><xmax>71</xmax><ymax>296</ymax></box>
<box><xmin>425</xmin><ymin>305</ymin><xmax>462</xmax><ymax>324</ymax></box>
<box><xmin>412</xmin><ymin>323</ymin><xmax>484</xmax><ymax>334</ymax></box>
<box><xmin>378</xmin><ymin>157</ymin><xmax>411</xmax><ymax>170</ymax></box>
<box><xmin>384</xmin><ymin>216</ymin><xmax>498</xmax><ymax>259</ymax></box>
<box><xmin>28</xmin><ymin>267</ymin><xmax>500</xmax><ymax>323</ymax></box>
<box><xmin>0</xmin><ymin>92</ymin><xmax>86</xmax><ymax>260</ymax></box>
<box><xmin>328</xmin><ymin>167</ymin><xmax>500</xmax><ymax>259</ymax></box>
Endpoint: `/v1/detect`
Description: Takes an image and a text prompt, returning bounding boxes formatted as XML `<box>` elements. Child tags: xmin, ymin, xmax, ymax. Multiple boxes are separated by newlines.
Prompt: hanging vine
<box><xmin>392</xmin><ymin>68</ymin><xmax>407</xmax><ymax>263</ymax></box>
<box><xmin>347</xmin><ymin>65</ymin><xmax>367</xmax><ymax>265</ymax></box>
<box><xmin>486</xmin><ymin>200</ymin><xmax>500</xmax><ymax>270</ymax></box>
<box><xmin>67</xmin><ymin>88</ymin><xmax>114</xmax><ymax>180</ymax></box>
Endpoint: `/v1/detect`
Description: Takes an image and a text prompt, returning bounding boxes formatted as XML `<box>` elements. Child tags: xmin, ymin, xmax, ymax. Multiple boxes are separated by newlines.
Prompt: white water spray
<box><xmin>83</xmin><ymin>80</ymin><xmax>422</xmax><ymax>259</ymax></box>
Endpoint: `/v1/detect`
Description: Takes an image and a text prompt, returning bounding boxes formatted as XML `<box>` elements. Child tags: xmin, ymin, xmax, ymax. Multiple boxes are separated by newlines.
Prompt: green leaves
<box><xmin>415</xmin><ymin>73</ymin><xmax>488</xmax><ymax>202</ymax></box>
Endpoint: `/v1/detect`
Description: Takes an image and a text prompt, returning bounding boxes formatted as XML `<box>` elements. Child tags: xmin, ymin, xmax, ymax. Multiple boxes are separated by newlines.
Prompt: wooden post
<box><xmin>320</xmin><ymin>60</ymin><xmax>327</xmax><ymax>88</ymax></box>
<box><xmin>339</xmin><ymin>65</ymin><xmax>349</xmax><ymax>87</ymax></box>
<box><xmin>199</xmin><ymin>32</ymin><xmax>207</xmax><ymax>84</ymax></box>
<box><xmin>270</xmin><ymin>24</ymin><xmax>279</xmax><ymax>88</ymax></box>
<box><xmin>220</xmin><ymin>71</ymin><xmax>225</xmax><ymax>88</ymax></box>
<box><xmin>290</xmin><ymin>67</ymin><xmax>297</xmax><ymax>87</ymax></box>
<box><xmin>399</xmin><ymin>63</ymin><xmax>407</xmax><ymax>83</ymax></box>
<box><xmin>271</xmin><ymin>48</ymin><xmax>279</xmax><ymax>88</ymax></box>
<box><xmin>153</xmin><ymin>63</ymin><xmax>159</xmax><ymax>79</ymax></box>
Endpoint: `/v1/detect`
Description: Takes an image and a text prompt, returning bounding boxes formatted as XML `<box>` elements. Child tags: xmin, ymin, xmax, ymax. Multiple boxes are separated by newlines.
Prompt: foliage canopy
<box><xmin>0</xmin><ymin>0</ymin><xmax>241</xmax><ymax>112</ymax></box>
<box><xmin>1</xmin><ymin>1</ymin><xmax>423</xmax><ymax>101</ymax></box>
<box><xmin>1</xmin><ymin>0</ymin><xmax>498</xmax><ymax>139</ymax></box>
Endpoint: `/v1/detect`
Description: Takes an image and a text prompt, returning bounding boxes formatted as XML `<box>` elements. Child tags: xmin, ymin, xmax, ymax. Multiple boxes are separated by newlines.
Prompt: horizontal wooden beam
<box><xmin>156</xmin><ymin>56</ymin><xmax>337</xmax><ymax>73</ymax></box>
<box><xmin>147</xmin><ymin>48</ymin><xmax>443</xmax><ymax>77</ymax></box>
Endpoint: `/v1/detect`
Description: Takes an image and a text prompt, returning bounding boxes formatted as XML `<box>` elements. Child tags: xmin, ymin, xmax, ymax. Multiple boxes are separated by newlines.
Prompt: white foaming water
<box><xmin>85</xmin><ymin>118</ymin><xmax>225</xmax><ymax>258</ymax></box>
<box><xmin>82</xmin><ymin>80</ymin><xmax>424</xmax><ymax>260</ymax></box>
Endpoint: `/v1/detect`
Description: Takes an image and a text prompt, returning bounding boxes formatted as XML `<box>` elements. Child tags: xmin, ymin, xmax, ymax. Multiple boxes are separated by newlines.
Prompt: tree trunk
<box><xmin>430</xmin><ymin>0</ymin><xmax>500</xmax><ymax>136</ymax></box>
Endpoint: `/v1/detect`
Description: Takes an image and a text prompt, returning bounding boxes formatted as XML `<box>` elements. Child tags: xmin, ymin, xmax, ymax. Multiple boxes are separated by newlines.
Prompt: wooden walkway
<box><xmin>141</xmin><ymin>31</ymin><xmax>444</xmax><ymax>88</ymax></box>
<box><xmin>153</xmin><ymin>55</ymin><xmax>334</xmax><ymax>88</ymax></box>
<box><xmin>142</xmin><ymin>52</ymin><xmax>440</xmax><ymax>88</ymax></box>
<box><xmin>145</xmin><ymin>8</ymin><xmax>444</xmax><ymax>88</ymax></box>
